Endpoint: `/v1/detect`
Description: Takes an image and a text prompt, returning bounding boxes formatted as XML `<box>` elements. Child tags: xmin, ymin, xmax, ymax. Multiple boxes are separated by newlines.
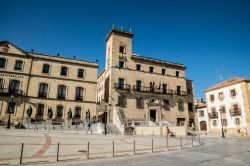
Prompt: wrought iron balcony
<box><xmin>38</xmin><ymin>92</ymin><xmax>47</xmax><ymax>98</ymax></box>
<box><xmin>114</xmin><ymin>83</ymin><xmax>131</xmax><ymax>91</ymax></box>
<box><xmin>230</xmin><ymin>109</ymin><xmax>241</xmax><ymax>116</ymax></box>
<box><xmin>75</xmin><ymin>96</ymin><xmax>83</xmax><ymax>101</ymax></box>
<box><xmin>209</xmin><ymin>112</ymin><xmax>218</xmax><ymax>119</ymax></box>
<box><xmin>173</xmin><ymin>90</ymin><xmax>187</xmax><ymax>96</ymax></box>
<box><xmin>0</xmin><ymin>88</ymin><xmax>25</xmax><ymax>96</ymax></box>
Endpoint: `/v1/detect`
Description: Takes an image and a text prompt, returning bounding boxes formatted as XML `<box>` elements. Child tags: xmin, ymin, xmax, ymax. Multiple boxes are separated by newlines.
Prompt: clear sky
<box><xmin>1</xmin><ymin>0</ymin><xmax>250</xmax><ymax>99</ymax></box>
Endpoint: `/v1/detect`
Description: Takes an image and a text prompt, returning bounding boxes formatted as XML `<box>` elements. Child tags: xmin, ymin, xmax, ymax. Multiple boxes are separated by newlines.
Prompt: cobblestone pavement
<box><xmin>0</xmin><ymin>129</ymin><xmax>197</xmax><ymax>165</ymax></box>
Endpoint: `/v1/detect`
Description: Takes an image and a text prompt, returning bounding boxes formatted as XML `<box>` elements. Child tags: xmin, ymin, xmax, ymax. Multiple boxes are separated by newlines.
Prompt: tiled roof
<box><xmin>205</xmin><ymin>77</ymin><xmax>250</xmax><ymax>92</ymax></box>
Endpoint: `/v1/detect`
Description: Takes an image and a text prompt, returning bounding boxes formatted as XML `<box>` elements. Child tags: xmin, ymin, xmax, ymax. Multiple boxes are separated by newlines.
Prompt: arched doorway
<box><xmin>200</xmin><ymin>121</ymin><xmax>207</xmax><ymax>131</ymax></box>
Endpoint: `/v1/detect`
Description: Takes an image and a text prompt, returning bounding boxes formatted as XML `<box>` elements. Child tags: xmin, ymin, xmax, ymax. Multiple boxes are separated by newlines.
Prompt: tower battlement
<box><xmin>106</xmin><ymin>25</ymin><xmax>133</xmax><ymax>41</ymax></box>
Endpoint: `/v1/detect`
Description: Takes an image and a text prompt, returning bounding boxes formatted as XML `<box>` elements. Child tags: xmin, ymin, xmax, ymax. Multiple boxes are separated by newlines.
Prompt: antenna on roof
<box><xmin>57</xmin><ymin>53</ymin><xmax>60</xmax><ymax>57</ymax></box>
<box><xmin>73</xmin><ymin>56</ymin><xmax>76</xmax><ymax>59</ymax></box>
<box><xmin>121</xmin><ymin>26</ymin><xmax>123</xmax><ymax>31</ymax></box>
<box><xmin>216</xmin><ymin>68</ymin><xmax>224</xmax><ymax>81</ymax></box>
<box><xmin>112</xmin><ymin>24</ymin><xmax>115</xmax><ymax>29</ymax></box>
<box><xmin>96</xmin><ymin>59</ymin><xmax>98</xmax><ymax>63</ymax></box>
<box><xmin>129</xmin><ymin>28</ymin><xmax>132</xmax><ymax>33</ymax></box>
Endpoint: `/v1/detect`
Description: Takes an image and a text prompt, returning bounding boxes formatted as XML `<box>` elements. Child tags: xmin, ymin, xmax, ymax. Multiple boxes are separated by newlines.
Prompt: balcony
<box><xmin>114</xmin><ymin>83</ymin><xmax>131</xmax><ymax>91</ymax></box>
<box><xmin>75</xmin><ymin>97</ymin><xmax>83</xmax><ymax>101</ymax></box>
<box><xmin>209</xmin><ymin>112</ymin><xmax>218</xmax><ymax>119</ymax></box>
<box><xmin>230</xmin><ymin>109</ymin><xmax>241</xmax><ymax>116</ymax></box>
<box><xmin>173</xmin><ymin>90</ymin><xmax>187</xmax><ymax>96</ymax></box>
<box><xmin>57</xmin><ymin>95</ymin><xmax>66</xmax><ymax>100</ymax></box>
<box><xmin>0</xmin><ymin>88</ymin><xmax>25</xmax><ymax>96</ymax></box>
<box><xmin>38</xmin><ymin>92</ymin><xmax>47</xmax><ymax>98</ymax></box>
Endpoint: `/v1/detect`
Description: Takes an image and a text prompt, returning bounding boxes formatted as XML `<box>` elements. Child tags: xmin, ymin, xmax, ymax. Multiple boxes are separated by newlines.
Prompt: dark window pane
<box><xmin>188</xmin><ymin>103</ymin><xmax>193</xmax><ymax>112</ymax></box>
<box><xmin>56</xmin><ymin>106</ymin><xmax>63</xmax><ymax>117</ymax></box>
<box><xmin>58</xmin><ymin>85</ymin><xmax>66</xmax><ymax>99</ymax></box>
<box><xmin>176</xmin><ymin>71</ymin><xmax>180</xmax><ymax>77</ymax></box>
<box><xmin>136</xmin><ymin>64</ymin><xmax>141</xmax><ymax>71</ymax></box>
<box><xmin>37</xmin><ymin>104</ymin><xmax>44</xmax><ymax>116</ymax></box>
<box><xmin>42</xmin><ymin>64</ymin><xmax>50</xmax><ymax>74</ymax></box>
<box><xmin>119</xmin><ymin>61</ymin><xmax>124</xmax><ymax>68</ymax></box>
<box><xmin>15</xmin><ymin>60</ymin><xmax>23</xmax><ymax>70</ymax></box>
<box><xmin>78</xmin><ymin>69</ymin><xmax>84</xmax><ymax>78</ymax></box>
<box><xmin>119</xmin><ymin>45</ymin><xmax>125</xmax><ymax>53</ymax></box>
<box><xmin>0</xmin><ymin>58</ymin><xmax>6</xmax><ymax>68</ymax></box>
<box><xmin>9</xmin><ymin>80</ymin><xmax>20</xmax><ymax>92</ymax></box>
<box><xmin>75</xmin><ymin>87</ymin><xmax>84</xmax><ymax>100</ymax></box>
<box><xmin>149</xmin><ymin>66</ymin><xmax>154</xmax><ymax>73</ymax></box>
<box><xmin>39</xmin><ymin>83</ymin><xmax>48</xmax><ymax>97</ymax></box>
<box><xmin>162</xmin><ymin>69</ymin><xmax>166</xmax><ymax>74</ymax></box>
<box><xmin>61</xmin><ymin>67</ymin><xmax>68</xmax><ymax>76</ymax></box>
<box><xmin>75</xmin><ymin>107</ymin><xmax>81</xmax><ymax>118</ymax></box>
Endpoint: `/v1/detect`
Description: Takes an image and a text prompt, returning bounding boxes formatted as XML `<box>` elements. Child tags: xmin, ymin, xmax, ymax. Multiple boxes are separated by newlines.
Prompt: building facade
<box><xmin>195</xmin><ymin>98</ymin><xmax>209</xmax><ymax>132</ymax></box>
<box><xmin>97</xmin><ymin>28</ymin><xmax>195</xmax><ymax>127</ymax></box>
<box><xmin>205</xmin><ymin>77</ymin><xmax>250</xmax><ymax>135</ymax></box>
<box><xmin>0</xmin><ymin>41</ymin><xmax>98</xmax><ymax>125</ymax></box>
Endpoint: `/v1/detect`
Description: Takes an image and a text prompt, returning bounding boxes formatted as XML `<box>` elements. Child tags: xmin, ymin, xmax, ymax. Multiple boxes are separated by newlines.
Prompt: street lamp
<box><xmin>7</xmin><ymin>94</ymin><xmax>14</xmax><ymax>129</ymax></box>
<box><xmin>219</xmin><ymin>109</ymin><xmax>225</xmax><ymax>138</ymax></box>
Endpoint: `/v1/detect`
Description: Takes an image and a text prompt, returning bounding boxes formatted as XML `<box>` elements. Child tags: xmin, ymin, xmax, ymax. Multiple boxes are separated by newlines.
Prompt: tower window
<box><xmin>176</xmin><ymin>71</ymin><xmax>180</xmax><ymax>77</ymax></box>
<box><xmin>119</xmin><ymin>61</ymin><xmax>125</xmax><ymax>68</ymax></box>
<box><xmin>42</xmin><ymin>64</ymin><xmax>50</xmax><ymax>74</ymax></box>
<box><xmin>0</xmin><ymin>58</ymin><xmax>6</xmax><ymax>68</ymax></box>
<box><xmin>136</xmin><ymin>64</ymin><xmax>141</xmax><ymax>71</ymax></box>
<box><xmin>61</xmin><ymin>66</ymin><xmax>68</xmax><ymax>76</ymax></box>
<box><xmin>162</xmin><ymin>69</ymin><xmax>166</xmax><ymax>75</ymax></box>
<box><xmin>78</xmin><ymin>69</ymin><xmax>84</xmax><ymax>78</ymax></box>
<box><xmin>119</xmin><ymin>45</ymin><xmax>126</xmax><ymax>54</ymax></box>
<box><xmin>14</xmin><ymin>60</ymin><xmax>23</xmax><ymax>70</ymax></box>
<box><xmin>149</xmin><ymin>66</ymin><xmax>154</xmax><ymax>73</ymax></box>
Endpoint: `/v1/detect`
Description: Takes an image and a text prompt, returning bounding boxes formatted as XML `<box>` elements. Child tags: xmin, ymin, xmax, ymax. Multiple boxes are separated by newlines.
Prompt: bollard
<box><xmin>133</xmin><ymin>140</ymin><xmax>135</xmax><ymax>155</ymax></box>
<box><xmin>49</xmin><ymin>125</ymin><xmax>50</xmax><ymax>132</ymax></box>
<box><xmin>87</xmin><ymin>142</ymin><xmax>89</xmax><ymax>159</ymax></box>
<box><xmin>19</xmin><ymin>143</ymin><xmax>24</xmax><ymax>164</ymax></box>
<box><xmin>56</xmin><ymin>143</ymin><xmax>59</xmax><ymax>162</ymax></box>
<box><xmin>166</xmin><ymin>135</ymin><xmax>169</xmax><ymax>151</ymax></box>
<box><xmin>192</xmin><ymin>135</ymin><xmax>194</xmax><ymax>147</ymax></box>
<box><xmin>180</xmin><ymin>137</ymin><xmax>182</xmax><ymax>149</ymax></box>
<box><xmin>152</xmin><ymin>139</ymin><xmax>154</xmax><ymax>153</ymax></box>
<box><xmin>112</xmin><ymin>141</ymin><xmax>114</xmax><ymax>157</ymax></box>
<box><xmin>77</xmin><ymin>129</ymin><xmax>78</xmax><ymax>134</ymax></box>
<box><xmin>153</xmin><ymin>130</ymin><xmax>154</xmax><ymax>137</ymax></box>
<box><xmin>198</xmin><ymin>134</ymin><xmax>200</xmax><ymax>144</ymax></box>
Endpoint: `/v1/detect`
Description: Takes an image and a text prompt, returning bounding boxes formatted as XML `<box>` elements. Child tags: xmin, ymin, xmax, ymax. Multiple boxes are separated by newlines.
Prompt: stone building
<box><xmin>195</xmin><ymin>98</ymin><xmax>209</xmax><ymax>132</ymax></box>
<box><xmin>0</xmin><ymin>41</ymin><xmax>98</xmax><ymax>125</ymax></box>
<box><xmin>205</xmin><ymin>77</ymin><xmax>250</xmax><ymax>135</ymax></box>
<box><xmin>97</xmin><ymin>27</ymin><xmax>195</xmax><ymax>128</ymax></box>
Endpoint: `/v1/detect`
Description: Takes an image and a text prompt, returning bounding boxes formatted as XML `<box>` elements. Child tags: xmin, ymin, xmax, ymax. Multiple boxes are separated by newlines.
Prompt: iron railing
<box><xmin>0</xmin><ymin>88</ymin><xmax>25</xmax><ymax>96</ymax></box>
<box><xmin>114</xmin><ymin>83</ymin><xmax>131</xmax><ymax>90</ymax></box>
<box><xmin>230</xmin><ymin>109</ymin><xmax>241</xmax><ymax>116</ymax></box>
<box><xmin>209</xmin><ymin>112</ymin><xmax>218</xmax><ymax>119</ymax></box>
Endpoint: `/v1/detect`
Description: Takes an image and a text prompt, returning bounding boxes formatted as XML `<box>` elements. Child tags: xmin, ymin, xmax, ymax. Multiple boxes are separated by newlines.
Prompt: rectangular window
<box><xmin>176</xmin><ymin>71</ymin><xmax>180</xmax><ymax>77</ymax></box>
<box><xmin>188</xmin><ymin>103</ymin><xmax>193</xmax><ymax>112</ymax></box>
<box><xmin>7</xmin><ymin>102</ymin><xmax>15</xmax><ymax>114</ymax></box>
<box><xmin>163</xmin><ymin>99</ymin><xmax>170</xmax><ymax>110</ymax></box>
<box><xmin>78</xmin><ymin>69</ymin><xmax>84</xmax><ymax>78</ymax></box>
<box><xmin>231</xmin><ymin>89</ymin><xmax>237</xmax><ymax>97</ymax></box>
<box><xmin>61</xmin><ymin>66</ymin><xmax>68</xmax><ymax>76</ymax></box>
<box><xmin>150</xmin><ymin>82</ymin><xmax>155</xmax><ymax>92</ymax></box>
<box><xmin>136</xmin><ymin>97</ymin><xmax>144</xmax><ymax>108</ymax></box>
<box><xmin>119</xmin><ymin>45</ymin><xmax>126</xmax><ymax>54</ymax></box>
<box><xmin>56</xmin><ymin>106</ymin><xmax>63</xmax><ymax>117</ymax></box>
<box><xmin>0</xmin><ymin>58</ymin><xmax>6</xmax><ymax>68</ymax></box>
<box><xmin>218</xmin><ymin>92</ymin><xmax>224</xmax><ymax>100</ymax></box>
<box><xmin>149</xmin><ymin>66</ymin><xmax>154</xmax><ymax>73</ymax></box>
<box><xmin>212</xmin><ymin>120</ymin><xmax>217</xmax><ymax>126</ymax></box>
<box><xmin>177</xmin><ymin>86</ymin><xmax>181</xmax><ymax>95</ymax></box>
<box><xmin>210</xmin><ymin>95</ymin><xmax>215</xmax><ymax>101</ymax></box>
<box><xmin>235</xmin><ymin>118</ymin><xmax>240</xmax><ymax>125</ymax></box>
<box><xmin>58</xmin><ymin>85</ymin><xmax>66</xmax><ymax>99</ymax></box>
<box><xmin>136</xmin><ymin>80</ymin><xmax>141</xmax><ymax>91</ymax></box>
<box><xmin>118</xmin><ymin>78</ymin><xmax>124</xmax><ymax>89</ymax></box>
<box><xmin>199</xmin><ymin>110</ymin><xmax>204</xmax><ymax>117</ymax></box>
<box><xmin>162</xmin><ymin>68</ymin><xmax>166</xmax><ymax>75</ymax></box>
<box><xmin>0</xmin><ymin>79</ymin><xmax>3</xmax><ymax>89</ymax></box>
<box><xmin>75</xmin><ymin>87</ymin><xmax>84</xmax><ymax>100</ymax></box>
<box><xmin>162</xmin><ymin>84</ymin><xmax>167</xmax><ymax>94</ymax></box>
<box><xmin>14</xmin><ymin>60</ymin><xmax>23</xmax><ymax>70</ymax></box>
<box><xmin>118</xmin><ymin>95</ymin><xmax>126</xmax><ymax>107</ymax></box>
<box><xmin>75</xmin><ymin>107</ymin><xmax>81</xmax><ymax>118</ymax></box>
<box><xmin>136</xmin><ymin>64</ymin><xmax>141</xmax><ymax>71</ymax></box>
<box><xmin>119</xmin><ymin>61</ymin><xmax>125</xmax><ymax>68</ymax></box>
<box><xmin>42</xmin><ymin>64</ymin><xmax>50</xmax><ymax>74</ymax></box>
<box><xmin>187</xmin><ymin>88</ymin><xmax>192</xmax><ymax>94</ymax></box>
<box><xmin>178</xmin><ymin>101</ymin><xmax>184</xmax><ymax>111</ymax></box>
<box><xmin>9</xmin><ymin>80</ymin><xmax>20</xmax><ymax>92</ymax></box>
<box><xmin>37</xmin><ymin>104</ymin><xmax>44</xmax><ymax>116</ymax></box>
<box><xmin>39</xmin><ymin>83</ymin><xmax>48</xmax><ymax>98</ymax></box>
<box><xmin>220</xmin><ymin>106</ymin><xmax>226</xmax><ymax>113</ymax></box>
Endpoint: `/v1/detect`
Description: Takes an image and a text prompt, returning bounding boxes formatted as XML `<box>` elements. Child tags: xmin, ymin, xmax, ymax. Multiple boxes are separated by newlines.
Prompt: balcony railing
<box><xmin>173</xmin><ymin>90</ymin><xmax>187</xmax><ymax>96</ymax></box>
<box><xmin>57</xmin><ymin>95</ymin><xmax>66</xmax><ymax>100</ymax></box>
<box><xmin>209</xmin><ymin>112</ymin><xmax>218</xmax><ymax>119</ymax></box>
<box><xmin>0</xmin><ymin>88</ymin><xmax>25</xmax><ymax>96</ymax></box>
<box><xmin>230</xmin><ymin>109</ymin><xmax>241</xmax><ymax>116</ymax></box>
<box><xmin>38</xmin><ymin>92</ymin><xmax>47</xmax><ymax>98</ymax></box>
<box><xmin>75</xmin><ymin>97</ymin><xmax>83</xmax><ymax>101</ymax></box>
<box><xmin>114</xmin><ymin>83</ymin><xmax>131</xmax><ymax>91</ymax></box>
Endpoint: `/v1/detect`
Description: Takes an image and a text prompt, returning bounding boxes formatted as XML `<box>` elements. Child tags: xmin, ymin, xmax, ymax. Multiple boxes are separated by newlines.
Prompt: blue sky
<box><xmin>1</xmin><ymin>0</ymin><xmax>250</xmax><ymax>98</ymax></box>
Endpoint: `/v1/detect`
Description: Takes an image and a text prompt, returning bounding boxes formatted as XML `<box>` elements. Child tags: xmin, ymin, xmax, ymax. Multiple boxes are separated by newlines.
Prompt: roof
<box><xmin>106</xmin><ymin>28</ymin><xmax>133</xmax><ymax>41</ymax></box>
<box><xmin>205</xmin><ymin>77</ymin><xmax>250</xmax><ymax>92</ymax></box>
<box><xmin>131</xmin><ymin>54</ymin><xmax>186</xmax><ymax>69</ymax></box>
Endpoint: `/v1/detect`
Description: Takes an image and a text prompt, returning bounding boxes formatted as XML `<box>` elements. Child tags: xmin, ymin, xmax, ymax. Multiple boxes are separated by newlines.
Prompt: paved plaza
<box><xmin>1</xmin><ymin>129</ymin><xmax>250</xmax><ymax>166</ymax></box>
<box><xmin>0</xmin><ymin>129</ymin><xmax>196</xmax><ymax>165</ymax></box>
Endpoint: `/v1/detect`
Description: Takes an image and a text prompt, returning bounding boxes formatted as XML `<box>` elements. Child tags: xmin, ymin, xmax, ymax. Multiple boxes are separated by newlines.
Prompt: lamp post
<box><xmin>7</xmin><ymin>95</ymin><xmax>14</xmax><ymax>129</ymax></box>
<box><xmin>219</xmin><ymin>109</ymin><xmax>225</xmax><ymax>138</ymax></box>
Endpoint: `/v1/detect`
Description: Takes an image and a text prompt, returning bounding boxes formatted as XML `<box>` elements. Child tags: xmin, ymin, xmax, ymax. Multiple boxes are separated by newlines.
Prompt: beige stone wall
<box><xmin>0</xmin><ymin>42</ymin><xmax>98</xmax><ymax>123</ymax></box>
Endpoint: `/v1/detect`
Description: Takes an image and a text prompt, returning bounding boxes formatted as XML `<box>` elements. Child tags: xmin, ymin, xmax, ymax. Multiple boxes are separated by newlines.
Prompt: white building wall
<box><xmin>197</xmin><ymin>107</ymin><xmax>209</xmax><ymax>131</ymax></box>
<box><xmin>205</xmin><ymin>83</ymin><xmax>247</xmax><ymax>131</ymax></box>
